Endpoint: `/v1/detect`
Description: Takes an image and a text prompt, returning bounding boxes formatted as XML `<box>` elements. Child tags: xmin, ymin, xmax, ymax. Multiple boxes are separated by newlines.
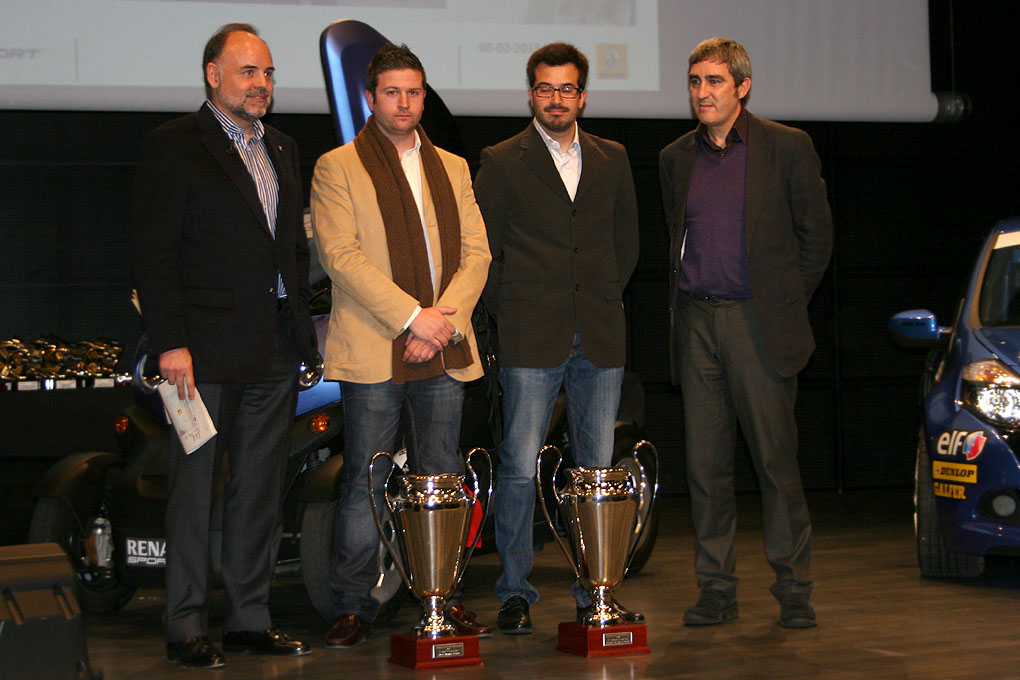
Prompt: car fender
<box><xmin>300</xmin><ymin>453</ymin><xmax>344</xmax><ymax>503</ymax></box>
<box><xmin>35</xmin><ymin>451</ymin><xmax>125</xmax><ymax>520</ymax></box>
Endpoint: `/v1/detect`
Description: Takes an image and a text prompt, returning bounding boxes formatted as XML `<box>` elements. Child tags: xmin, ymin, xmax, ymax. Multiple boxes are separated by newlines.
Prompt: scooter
<box><xmin>27</xmin><ymin>291</ymin><xmax>351</xmax><ymax>615</ymax></box>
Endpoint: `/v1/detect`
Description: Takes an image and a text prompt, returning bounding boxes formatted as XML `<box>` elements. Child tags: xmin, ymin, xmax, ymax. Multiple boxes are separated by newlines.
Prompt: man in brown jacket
<box><xmin>310</xmin><ymin>43</ymin><xmax>490</xmax><ymax>648</ymax></box>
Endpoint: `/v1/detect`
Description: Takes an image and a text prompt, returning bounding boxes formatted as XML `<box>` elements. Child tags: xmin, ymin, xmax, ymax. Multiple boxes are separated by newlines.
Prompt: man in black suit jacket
<box><xmin>474</xmin><ymin>42</ymin><xmax>639</xmax><ymax>634</ymax></box>
<box><xmin>659</xmin><ymin>38</ymin><xmax>832</xmax><ymax>629</ymax></box>
<box><xmin>132</xmin><ymin>24</ymin><xmax>316</xmax><ymax>668</ymax></box>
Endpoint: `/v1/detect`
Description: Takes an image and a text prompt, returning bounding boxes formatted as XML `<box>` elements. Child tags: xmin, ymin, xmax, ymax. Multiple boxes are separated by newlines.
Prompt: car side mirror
<box><xmin>888</xmin><ymin>309</ymin><xmax>950</xmax><ymax>348</ymax></box>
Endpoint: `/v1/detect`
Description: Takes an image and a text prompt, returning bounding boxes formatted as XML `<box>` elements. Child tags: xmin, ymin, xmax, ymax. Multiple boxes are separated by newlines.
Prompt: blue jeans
<box><xmin>331</xmin><ymin>375</ymin><xmax>465</xmax><ymax>621</ymax></box>
<box><xmin>493</xmin><ymin>332</ymin><xmax>623</xmax><ymax>607</ymax></box>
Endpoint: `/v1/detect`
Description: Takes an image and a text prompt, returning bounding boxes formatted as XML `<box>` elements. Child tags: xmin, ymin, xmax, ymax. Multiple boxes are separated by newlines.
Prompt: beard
<box><xmin>226</xmin><ymin>89</ymin><xmax>272</xmax><ymax>123</ymax></box>
<box><xmin>536</xmin><ymin>105</ymin><xmax>575</xmax><ymax>134</ymax></box>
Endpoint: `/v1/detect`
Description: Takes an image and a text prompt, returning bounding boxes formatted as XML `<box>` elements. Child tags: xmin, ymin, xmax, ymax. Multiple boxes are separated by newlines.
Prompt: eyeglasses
<box><xmin>531</xmin><ymin>84</ymin><xmax>582</xmax><ymax>99</ymax></box>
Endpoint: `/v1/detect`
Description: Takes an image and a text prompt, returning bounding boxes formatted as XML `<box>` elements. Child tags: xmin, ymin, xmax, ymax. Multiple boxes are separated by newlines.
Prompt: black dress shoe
<box><xmin>576</xmin><ymin>598</ymin><xmax>646</xmax><ymax>624</ymax></box>
<box><xmin>497</xmin><ymin>596</ymin><xmax>532</xmax><ymax>635</ymax></box>
<box><xmin>777</xmin><ymin>592</ymin><xmax>817</xmax><ymax>629</ymax></box>
<box><xmin>616</xmin><ymin>600</ymin><xmax>645</xmax><ymax>623</ymax></box>
<box><xmin>683</xmin><ymin>588</ymin><xmax>738</xmax><ymax>626</ymax></box>
<box><xmin>166</xmin><ymin>636</ymin><xmax>226</xmax><ymax>669</ymax></box>
<box><xmin>223</xmin><ymin>628</ymin><xmax>311</xmax><ymax>656</ymax></box>
<box><xmin>325</xmin><ymin>614</ymin><xmax>371</xmax><ymax>649</ymax></box>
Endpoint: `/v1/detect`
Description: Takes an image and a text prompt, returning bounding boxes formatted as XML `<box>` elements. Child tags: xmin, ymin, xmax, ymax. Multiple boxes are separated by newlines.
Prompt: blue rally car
<box><xmin>890</xmin><ymin>217</ymin><xmax>1020</xmax><ymax>578</ymax></box>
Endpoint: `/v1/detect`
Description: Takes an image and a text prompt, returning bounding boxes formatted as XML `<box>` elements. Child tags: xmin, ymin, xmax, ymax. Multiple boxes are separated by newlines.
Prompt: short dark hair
<box><xmin>689</xmin><ymin>37</ymin><xmax>752</xmax><ymax>105</ymax></box>
<box><xmin>203</xmin><ymin>23</ymin><xmax>260</xmax><ymax>99</ymax></box>
<box><xmin>366</xmin><ymin>43</ymin><xmax>426</xmax><ymax>94</ymax></box>
<box><xmin>526</xmin><ymin>42</ymin><xmax>589</xmax><ymax>90</ymax></box>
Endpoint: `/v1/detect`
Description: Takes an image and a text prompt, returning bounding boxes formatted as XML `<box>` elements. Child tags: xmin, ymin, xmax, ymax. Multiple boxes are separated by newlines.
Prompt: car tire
<box><xmin>299</xmin><ymin>498</ymin><xmax>406</xmax><ymax>624</ymax></box>
<box><xmin>915</xmin><ymin>430</ymin><xmax>984</xmax><ymax>578</ymax></box>
<box><xmin>28</xmin><ymin>496</ymin><xmax>136</xmax><ymax>614</ymax></box>
<box><xmin>611</xmin><ymin>423</ymin><xmax>660</xmax><ymax>577</ymax></box>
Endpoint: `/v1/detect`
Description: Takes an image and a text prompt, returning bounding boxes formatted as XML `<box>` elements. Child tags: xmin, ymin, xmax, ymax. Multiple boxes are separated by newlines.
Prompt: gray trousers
<box><xmin>164</xmin><ymin>307</ymin><xmax>300</xmax><ymax>641</ymax></box>
<box><xmin>675</xmin><ymin>293</ymin><xmax>812</xmax><ymax>597</ymax></box>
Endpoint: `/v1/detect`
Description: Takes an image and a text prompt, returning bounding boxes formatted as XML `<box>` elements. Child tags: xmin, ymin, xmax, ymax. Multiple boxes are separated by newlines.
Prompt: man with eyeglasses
<box><xmin>310</xmin><ymin>42</ymin><xmax>491</xmax><ymax>648</ymax></box>
<box><xmin>473</xmin><ymin>42</ymin><xmax>640</xmax><ymax>635</ymax></box>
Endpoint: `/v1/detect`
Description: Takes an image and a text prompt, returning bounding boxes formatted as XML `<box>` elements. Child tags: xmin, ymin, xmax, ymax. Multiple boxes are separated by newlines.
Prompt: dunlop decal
<box><xmin>932</xmin><ymin>461</ymin><xmax>978</xmax><ymax>484</ymax></box>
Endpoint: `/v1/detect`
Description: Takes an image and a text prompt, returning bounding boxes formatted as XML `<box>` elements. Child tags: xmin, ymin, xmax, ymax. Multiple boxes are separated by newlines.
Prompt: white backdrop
<box><xmin>0</xmin><ymin>0</ymin><xmax>935</xmax><ymax>121</ymax></box>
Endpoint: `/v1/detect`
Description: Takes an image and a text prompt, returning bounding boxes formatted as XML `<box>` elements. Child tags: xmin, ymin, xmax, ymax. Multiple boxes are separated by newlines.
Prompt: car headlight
<box><xmin>962</xmin><ymin>359</ymin><xmax>1020</xmax><ymax>428</ymax></box>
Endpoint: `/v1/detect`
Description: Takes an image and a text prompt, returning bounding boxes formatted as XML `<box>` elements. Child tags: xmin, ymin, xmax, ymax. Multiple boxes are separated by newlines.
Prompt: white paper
<box><xmin>157</xmin><ymin>381</ymin><xmax>217</xmax><ymax>455</ymax></box>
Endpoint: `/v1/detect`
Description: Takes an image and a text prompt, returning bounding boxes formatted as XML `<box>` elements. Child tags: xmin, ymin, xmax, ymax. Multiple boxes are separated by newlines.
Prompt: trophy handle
<box><xmin>618</xmin><ymin>439</ymin><xmax>659</xmax><ymax>576</ymax></box>
<box><xmin>535</xmin><ymin>445</ymin><xmax>580</xmax><ymax>579</ymax></box>
<box><xmin>368</xmin><ymin>451</ymin><xmax>412</xmax><ymax>589</ymax></box>
<box><xmin>456</xmin><ymin>447</ymin><xmax>492</xmax><ymax>585</ymax></box>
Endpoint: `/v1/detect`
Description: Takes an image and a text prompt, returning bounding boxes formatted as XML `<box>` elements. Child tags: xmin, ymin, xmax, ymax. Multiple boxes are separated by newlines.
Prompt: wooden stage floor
<box><xmin>81</xmin><ymin>491</ymin><xmax>1020</xmax><ymax>679</ymax></box>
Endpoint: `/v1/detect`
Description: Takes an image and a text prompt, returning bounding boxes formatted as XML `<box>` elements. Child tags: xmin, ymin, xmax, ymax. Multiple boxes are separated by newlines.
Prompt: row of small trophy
<box><xmin>0</xmin><ymin>336</ymin><xmax>126</xmax><ymax>390</ymax></box>
<box><xmin>369</xmin><ymin>441</ymin><xmax>658</xmax><ymax>669</ymax></box>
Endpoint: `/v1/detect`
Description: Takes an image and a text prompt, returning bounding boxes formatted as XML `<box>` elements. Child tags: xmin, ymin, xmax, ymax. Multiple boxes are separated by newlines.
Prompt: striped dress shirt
<box><xmin>206</xmin><ymin>100</ymin><xmax>286</xmax><ymax>298</ymax></box>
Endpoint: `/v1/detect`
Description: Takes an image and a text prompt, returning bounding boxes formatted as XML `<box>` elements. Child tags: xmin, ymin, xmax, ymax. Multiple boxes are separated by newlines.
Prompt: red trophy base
<box><xmin>389</xmin><ymin>632</ymin><xmax>482</xmax><ymax>669</ymax></box>
<box><xmin>556</xmin><ymin>622</ymin><xmax>650</xmax><ymax>657</ymax></box>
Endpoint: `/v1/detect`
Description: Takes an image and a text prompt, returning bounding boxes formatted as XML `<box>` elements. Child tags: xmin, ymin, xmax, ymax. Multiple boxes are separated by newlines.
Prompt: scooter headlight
<box><xmin>298</xmin><ymin>353</ymin><xmax>324</xmax><ymax>390</ymax></box>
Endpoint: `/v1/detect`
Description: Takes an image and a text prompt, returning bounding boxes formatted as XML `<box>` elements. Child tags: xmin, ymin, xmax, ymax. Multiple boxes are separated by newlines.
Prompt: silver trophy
<box><xmin>369</xmin><ymin>448</ymin><xmax>490</xmax><ymax>638</ymax></box>
<box><xmin>536</xmin><ymin>441</ymin><xmax>658</xmax><ymax>626</ymax></box>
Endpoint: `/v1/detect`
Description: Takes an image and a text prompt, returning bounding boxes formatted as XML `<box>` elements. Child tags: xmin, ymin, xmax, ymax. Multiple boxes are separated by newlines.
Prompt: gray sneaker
<box><xmin>683</xmin><ymin>589</ymin><xmax>738</xmax><ymax>625</ymax></box>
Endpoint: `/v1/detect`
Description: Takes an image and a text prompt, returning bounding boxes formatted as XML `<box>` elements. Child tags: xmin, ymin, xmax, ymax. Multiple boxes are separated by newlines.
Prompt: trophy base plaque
<box><xmin>556</xmin><ymin>622</ymin><xmax>650</xmax><ymax>657</ymax></box>
<box><xmin>389</xmin><ymin>632</ymin><xmax>482</xmax><ymax>669</ymax></box>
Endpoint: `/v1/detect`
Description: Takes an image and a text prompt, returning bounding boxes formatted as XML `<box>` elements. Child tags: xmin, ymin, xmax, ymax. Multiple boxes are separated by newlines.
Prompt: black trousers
<box><xmin>164</xmin><ymin>306</ymin><xmax>301</xmax><ymax>641</ymax></box>
<box><xmin>675</xmin><ymin>293</ymin><xmax>812</xmax><ymax>597</ymax></box>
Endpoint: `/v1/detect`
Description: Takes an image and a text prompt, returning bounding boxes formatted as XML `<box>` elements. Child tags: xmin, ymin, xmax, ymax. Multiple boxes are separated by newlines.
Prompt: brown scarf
<box><xmin>354</xmin><ymin>116</ymin><xmax>473</xmax><ymax>384</ymax></box>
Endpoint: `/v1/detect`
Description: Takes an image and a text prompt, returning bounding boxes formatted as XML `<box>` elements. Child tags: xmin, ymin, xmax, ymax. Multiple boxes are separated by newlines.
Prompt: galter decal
<box><xmin>933</xmin><ymin>482</ymin><xmax>967</xmax><ymax>500</ymax></box>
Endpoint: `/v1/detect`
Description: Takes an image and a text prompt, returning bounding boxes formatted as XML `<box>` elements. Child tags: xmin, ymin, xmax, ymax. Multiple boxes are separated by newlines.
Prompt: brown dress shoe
<box><xmin>325</xmin><ymin>614</ymin><xmax>371</xmax><ymax>649</ymax></box>
<box><xmin>446</xmin><ymin>605</ymin><xmax>493</xmax><ymax>637</ymax></box>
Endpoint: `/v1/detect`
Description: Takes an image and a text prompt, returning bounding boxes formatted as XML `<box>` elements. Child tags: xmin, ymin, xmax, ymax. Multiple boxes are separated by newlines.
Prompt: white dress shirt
<box><xmin>533</xmin><ymin>118</ymin><xmax>582</xmax><ymax>200</ymax></box>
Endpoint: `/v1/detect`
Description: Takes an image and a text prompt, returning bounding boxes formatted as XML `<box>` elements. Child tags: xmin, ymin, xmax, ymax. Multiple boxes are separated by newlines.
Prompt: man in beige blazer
<box><xmin>309</xmin><ymin>43</ymin><xmax>490</xmax><ymax>648</ymax></box>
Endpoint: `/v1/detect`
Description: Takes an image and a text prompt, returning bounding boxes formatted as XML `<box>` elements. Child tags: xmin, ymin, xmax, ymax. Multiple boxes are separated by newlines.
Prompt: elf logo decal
<box><xmin>126</xmin><ymin>538</ymin><xmax>166</xmax><ymax>567</ymax></box>
<box><xmin>932</xmin><ymin>461</ymin><xmax>977</xmax><ymax>484</ymax></box>
<box><xmin>935</xmin><ymin>430</ymin><xmax>987</xmax><ymax>460</ymax></box>
<box><xmin>933</xmin><ymin>482</ymin><xmax>967</xmax><ymax>500</ymax></box>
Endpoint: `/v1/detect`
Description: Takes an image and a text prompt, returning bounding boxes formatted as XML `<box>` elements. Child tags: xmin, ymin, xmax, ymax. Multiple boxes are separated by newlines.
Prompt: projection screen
<box><xmin>0</xmin><ymin>0</ymin><xmax>936</xmax><ymax>121</ymax></box>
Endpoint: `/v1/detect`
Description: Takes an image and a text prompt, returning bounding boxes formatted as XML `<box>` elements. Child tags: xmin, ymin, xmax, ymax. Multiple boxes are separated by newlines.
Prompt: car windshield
<box><xmin>978</xmin><ymin>234</ymin><xmax>1020</xmax><ymax>327</ymax></box>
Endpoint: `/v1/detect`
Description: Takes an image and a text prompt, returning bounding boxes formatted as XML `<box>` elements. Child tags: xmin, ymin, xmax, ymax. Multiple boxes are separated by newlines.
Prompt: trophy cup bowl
<box><xmin>0</xmin><ymin>340</ymin><xmax>25</xmax><ymax>381</ymax></box>
<box><xmin>369</xmin><ymin>448</ymin><xmax>490</xmax><ymax>668</ymax></box>
<box><xmin>536</xmin><ymin>441</ymin><xmax>658</xmax><ymax>656</ymax></box>
<box><xmin>561</xmin><ymin>466</ymin><xmax>638</xmax><ymax>624</ymax></box>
